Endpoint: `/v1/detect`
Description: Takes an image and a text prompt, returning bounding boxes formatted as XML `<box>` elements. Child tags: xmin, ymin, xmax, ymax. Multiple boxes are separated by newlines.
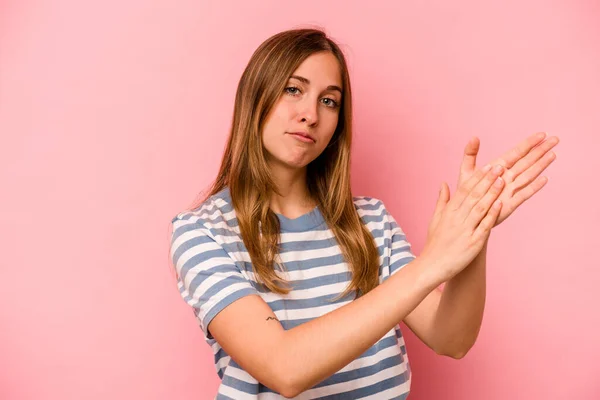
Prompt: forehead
<box><xmin>290</xmin><ymin>52</ymin><xmax>343</xmax><ymax>89</ymax></box>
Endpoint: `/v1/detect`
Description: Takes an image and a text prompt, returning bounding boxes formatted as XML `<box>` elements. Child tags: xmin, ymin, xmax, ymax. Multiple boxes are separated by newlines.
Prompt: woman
<box><xmin>170</xmin><ymin>28</ymin><xmax>558</xmax><ymax>399</ymax></box>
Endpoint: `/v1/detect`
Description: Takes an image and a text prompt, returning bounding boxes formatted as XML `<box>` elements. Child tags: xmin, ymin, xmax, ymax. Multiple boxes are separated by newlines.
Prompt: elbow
<box><xmin>435</xmin><ymin>334</ymin><xmax>477</xmax><ymax>360</ymax></box>
<box><xmin>435</xmin><ymin>341</ymin><xmax>473</xmax><ymax>360</ymax></box>
<box><xmin>261</xmin><ymin>367</ymin><xmax>295</xmax><ymax>398</ymax></box>
<box><xmin>278</xmin><ymin>364</ymin><xmax>310</xmax><ymax>398</ymax></box>
<box><xmin>263</xmin><ymin>336</ymin><xmax>305</xmax><ymax>398</ymax></box>
<box><xmin>447</xmin><ymin>350</ymin><xmax>467</xmax><ymax>359</ymax></box>
<box><xmin>276</xmin><ymin>374</ymin><xmax>302</xmax><ymax>399</ymax></box>
<box><xmin>270</xmin><ymin>355</ymin><xmax>303</xmax><ymax>398</ymax></box>
<box><xmin>436</xmin><ymin>345</ymin><xmax>471</xmax><ymax>359</ymax></box>
<box><xmin>280</xmin><ymin>386</ymin><xmax>301</xmax><ymax>399</ymax></box>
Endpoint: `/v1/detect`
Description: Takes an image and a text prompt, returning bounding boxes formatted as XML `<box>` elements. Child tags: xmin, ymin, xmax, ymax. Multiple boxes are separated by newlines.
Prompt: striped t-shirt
<box><xmin>170</xmin><ymin>186</ymin><xmax>417</xmax><ymax>399</ymax></box>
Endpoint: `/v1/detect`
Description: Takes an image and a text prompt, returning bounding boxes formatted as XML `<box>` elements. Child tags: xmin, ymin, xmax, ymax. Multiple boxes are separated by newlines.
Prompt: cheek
<box><xmin>274</xmin><ymin>99</ymin><xmax>294</xmax><ymax>118</ymax></box>
<box><xmin>264</xmin><ymin>103</ymin><xmax>292</xmax><ymax>135</ymax></box>
<box><xmin>324</xmin><ymin>114</ymin><xmax>339</xmax><ymax>139</ymax></box>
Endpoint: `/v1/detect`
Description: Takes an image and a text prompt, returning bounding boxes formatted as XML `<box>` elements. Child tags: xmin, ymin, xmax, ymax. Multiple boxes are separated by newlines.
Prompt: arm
<box><xmin>403</xmin><ymin>131</ymin><xmax>559</xmax><ymax>358</ymax></box>
<box><xmin>208</xmin><ymin>255</ymin><xmax>442</xmax><ymax>398</ymax></box>
<box><xmin>434</xmin><ymin>239</ymin><xmax>488</xmax><ymax>357</ymax></box>
<box><xmin>403</xmin><ymin>240</ymin><xmax>488</xmax><ymax>359</ymax></box>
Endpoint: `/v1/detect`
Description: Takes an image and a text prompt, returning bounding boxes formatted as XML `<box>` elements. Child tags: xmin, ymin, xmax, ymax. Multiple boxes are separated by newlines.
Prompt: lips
<box><xmin>287</xmin><ymin>132</ymin><xmax>315</xmax><ymax>142</ymax></box>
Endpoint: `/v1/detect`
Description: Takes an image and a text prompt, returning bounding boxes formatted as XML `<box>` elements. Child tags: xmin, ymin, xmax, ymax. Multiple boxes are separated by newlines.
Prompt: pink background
<box><xmin>1</xmin><ymin>1</ymin><xmax>598</xmax><ymax>399</ymax></box>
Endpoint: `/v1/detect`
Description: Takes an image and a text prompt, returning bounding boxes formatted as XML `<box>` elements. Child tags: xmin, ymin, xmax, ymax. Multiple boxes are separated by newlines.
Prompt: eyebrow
<box><xmin>289</xmin><ymin>75</ymin><xmax>343</xmax><ymax>94</ymax></box>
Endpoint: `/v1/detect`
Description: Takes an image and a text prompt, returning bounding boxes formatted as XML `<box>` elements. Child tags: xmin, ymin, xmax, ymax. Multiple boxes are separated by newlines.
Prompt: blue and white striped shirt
<box><xmin>170</xmin><ymin>186</ymin><xmax>417</xmax><ymax>399</ymax></box>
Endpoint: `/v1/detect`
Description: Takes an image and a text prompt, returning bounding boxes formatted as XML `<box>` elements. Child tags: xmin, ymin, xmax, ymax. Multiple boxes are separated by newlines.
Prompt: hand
<box><xmin>422</xmin><ymin>163</ymin><xmax>505</xmax><ymax>284</ymax></box>
<box><xmin>457</xmin><ymin>132</ymin><xmax>559</xmax><ymax>226</ymax></box>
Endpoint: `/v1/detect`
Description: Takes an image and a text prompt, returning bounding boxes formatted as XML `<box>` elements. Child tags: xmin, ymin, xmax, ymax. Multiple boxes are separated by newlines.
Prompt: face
<box><xmin>261</xmin><ymin>51</ymin><xmax>343</xmax><ymax>170</ymax></box>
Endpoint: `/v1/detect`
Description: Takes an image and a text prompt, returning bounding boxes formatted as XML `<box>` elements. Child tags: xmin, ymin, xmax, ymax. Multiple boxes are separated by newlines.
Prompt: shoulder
<box><xmin>171</xmin><ymin>187</ymin><xmax>235</xmax><ymax>230</ymax></box>
<box><xmin>352</xmin><ymin>195</ymin><xmax>389</xmax><ymax>217</ymax></box>
<box><xmin>351</xmin><ymin>195</ymin><xmax>408</xmax><ymax>235</ymax></box>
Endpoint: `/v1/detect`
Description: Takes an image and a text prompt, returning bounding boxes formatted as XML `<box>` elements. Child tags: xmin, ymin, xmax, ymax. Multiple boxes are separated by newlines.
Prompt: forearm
<box><xmin>433</xmin><ymin>240</ymin><xmax>488</xmax><ymax>358</ymax></box>
<box><xmin>280</xmin><ymin>256</ymin><xmax>441</xmax><ymax>397</ymax></box>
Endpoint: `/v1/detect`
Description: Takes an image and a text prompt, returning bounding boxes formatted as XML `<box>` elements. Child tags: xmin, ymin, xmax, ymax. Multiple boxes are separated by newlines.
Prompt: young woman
<box><xmin>170</xmin><ymin>28</ymin><xmax>558</xmax><ymax>399</ymax></box>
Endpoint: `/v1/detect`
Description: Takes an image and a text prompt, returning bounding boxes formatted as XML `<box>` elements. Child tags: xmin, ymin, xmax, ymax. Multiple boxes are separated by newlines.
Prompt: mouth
<box><xmin>287</xmin><ymin>132</ymin><xmax>315</xmax><ymax>143</ymax></box>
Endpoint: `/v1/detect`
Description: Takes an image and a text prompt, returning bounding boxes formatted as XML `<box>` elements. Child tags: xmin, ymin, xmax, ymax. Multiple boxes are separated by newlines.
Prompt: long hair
<box><xmin>191</xmin><ymin>28</ymin><xmax>380</xmax><ymax>301</ymax></box>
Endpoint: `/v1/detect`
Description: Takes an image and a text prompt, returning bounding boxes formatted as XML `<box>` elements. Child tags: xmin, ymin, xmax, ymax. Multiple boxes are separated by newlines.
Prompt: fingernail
<box><xmin>494</xmin><ymin>177</ymin><xmax>503</xmax><ymax>187</ymax></box>
<box><xmin>483</xmin><ymin>164</ymin><xmax>492</xmax><ymax>172</ymax></box>
<box><xmin>493</xmin><ymin>165</ymin><xmax>503</xmax><ymax>174</ymax></box>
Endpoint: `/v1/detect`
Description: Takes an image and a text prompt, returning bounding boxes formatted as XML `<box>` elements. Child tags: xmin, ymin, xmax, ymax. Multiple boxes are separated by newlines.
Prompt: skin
<box><xmin>207</xmin><ymin>51</ymin><xmax>561</xmax><ymax>395</ymax></box>
<box><xmin>457</xmin><ymin>132</ymin><xmax>559</xmax><ymax>226</ymax></box>
<box><xmin>261</xmin><ymin>51</ymin><xmax>343</xmax><ymax>219</ymax></box>
<box><xmin>429</xmin><ymin>131</ymin><xmax>560</xmax><ymax>236</ymax></box>
<box><xmin>407</xmin><ymin>131</ymin><xmax>559</xmax><ymax>358</ymax></box>
<box><xmin>260</xmin><ymin>47</ymin><xmax>561</xmax><ymax>361</ymax></box>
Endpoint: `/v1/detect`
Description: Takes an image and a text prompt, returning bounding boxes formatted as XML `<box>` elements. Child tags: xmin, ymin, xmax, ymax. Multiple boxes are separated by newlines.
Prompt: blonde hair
<box><xmin>191</xmin><ymin>28</ymin><xmax>380</xmax><ymax>301</ymax></box>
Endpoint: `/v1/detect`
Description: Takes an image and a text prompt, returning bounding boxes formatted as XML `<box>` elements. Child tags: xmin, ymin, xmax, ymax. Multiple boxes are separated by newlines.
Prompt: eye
<box><xmin>321</xmin><ymin>98</ymin><xmax>339</xmax><ymax>109</ymax></box>
<box><xmin>284</xmin><ymin>86</ymin><xmax>301</xmax><ymax>96</ymax></box>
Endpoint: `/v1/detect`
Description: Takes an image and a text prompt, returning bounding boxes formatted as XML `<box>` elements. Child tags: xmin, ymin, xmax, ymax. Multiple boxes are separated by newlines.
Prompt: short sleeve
<box><xmin>380</xmin><ymin>202</ymin><xmax>417</xmax><ymax>281</ymax></box>
<box><xmin>170</xmin><ymin>216</ymin><xmax>260</xmax><ymax>340</ymax></box>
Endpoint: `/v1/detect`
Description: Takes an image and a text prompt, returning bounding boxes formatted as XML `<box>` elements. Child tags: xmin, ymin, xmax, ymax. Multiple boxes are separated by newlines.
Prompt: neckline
<box><xmin>274</xmin><ymin>205</ymin><xmax>325</xmax><ymax>232</ymax></box>
<box><xmin>218</xmin><ymin>187</ymin><xmax>326</xmax><ymax>232</ymax></box>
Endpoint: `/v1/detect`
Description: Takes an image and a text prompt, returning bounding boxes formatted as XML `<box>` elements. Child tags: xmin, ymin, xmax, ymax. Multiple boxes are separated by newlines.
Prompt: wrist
<box><xmin>412</xmin><ymin>253</ymin><xmax>448</xmax><ymax>290</ymax></box>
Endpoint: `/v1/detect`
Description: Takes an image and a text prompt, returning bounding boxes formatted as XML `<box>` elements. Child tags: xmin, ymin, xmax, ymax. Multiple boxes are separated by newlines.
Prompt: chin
<box><xmin>277</xmin><ymin>155</ymin><xmax>311</xmax><ymax>169</ymax></box>
<box><xmin>266</xmin><ymin>146</ymin><xmax>318</xmax><ymax>169</ymax></box>
<box><xmin>285</xmin><ymin>160</ymin><xmax>310</xmax><ymax>169</ymax></box>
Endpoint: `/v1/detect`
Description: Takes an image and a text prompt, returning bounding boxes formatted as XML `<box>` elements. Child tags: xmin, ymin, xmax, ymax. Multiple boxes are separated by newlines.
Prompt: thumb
<box><xmin>434</xmin><ymin>182</ymin><xmax>450</xmax><ymax>216</ymax></box>
<box><xmin>429</xmin><ymin>182</ymin><xmax>450</xmax><ymax>236</ymax></box>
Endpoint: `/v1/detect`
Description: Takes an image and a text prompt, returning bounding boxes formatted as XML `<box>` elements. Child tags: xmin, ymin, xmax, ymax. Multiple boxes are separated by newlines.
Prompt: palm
<box><xmin>456</xmin><ymin>132</ymin><xmax>559</xmax><ymax>227</ymax></box>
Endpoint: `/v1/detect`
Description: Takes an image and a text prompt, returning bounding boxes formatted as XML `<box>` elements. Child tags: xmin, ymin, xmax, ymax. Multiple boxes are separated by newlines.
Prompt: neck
<box><xmin>268</xmin><ymin>162</ymin><xmax>316</xmax><ymax>218</ymax></box>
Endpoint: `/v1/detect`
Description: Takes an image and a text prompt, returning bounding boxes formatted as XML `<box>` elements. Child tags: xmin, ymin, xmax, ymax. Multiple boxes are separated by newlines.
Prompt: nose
<box><xmin>296</xmin><ymin>97</ymin><xmax>318</xmax><ymax>126</ymax></box>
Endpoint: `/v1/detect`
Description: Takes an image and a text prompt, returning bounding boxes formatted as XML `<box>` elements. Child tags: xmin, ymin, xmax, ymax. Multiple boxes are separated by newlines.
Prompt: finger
<box><xmin>510</xmin><ymin>175</ymin><xmax>550</xmax><ymax>210</ymax></box>
<box><xmin>473</xmin><ymin>199</ymin><xmax>502</xmax><ymax>242</ymax></box>
<box><xmin>507</xmin><ymin>136</ymin><xmax>559</xmax><ymax>182</ymax></box>
<box><xmin>495</xmin><ymin>132</ymin><xmax>548</xmax><ymax>169</ymax></box>
<box><xmin>511</xmin><ymin>148</ymin><xmax>556</xmax><ymax>192</ymax></box>
<box><xmin>448</xmin><ymin>163</ymin><xmax>495</xmax><ymax>209</ymax></box>
<box><xmin>461</xmin><ymin>137</ymin><xmax>480</xmax><ymax>174</ymax></box>
<box><xmin>465</xmin><ymin>173</ymin><xmax>505</xmax><ymax>227</ymax></box>
<box><xmin>459</xmin><ymin>165</ymin><xmax>504</xmax><ymax>223</ymax></box>
<box><xmin>429</xmin><ymin>182</ymin><xmax>449</xmax><ymax>234</ymax></box>
<box><xmin>433</xmin><ymin>182</ymin><xmax>448</xmax><ymax>216</ymax></box>
<box><xmin>441</xmin><ymin>181</ymin><xmax>450</xmax><ymax>204</ymax></box>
